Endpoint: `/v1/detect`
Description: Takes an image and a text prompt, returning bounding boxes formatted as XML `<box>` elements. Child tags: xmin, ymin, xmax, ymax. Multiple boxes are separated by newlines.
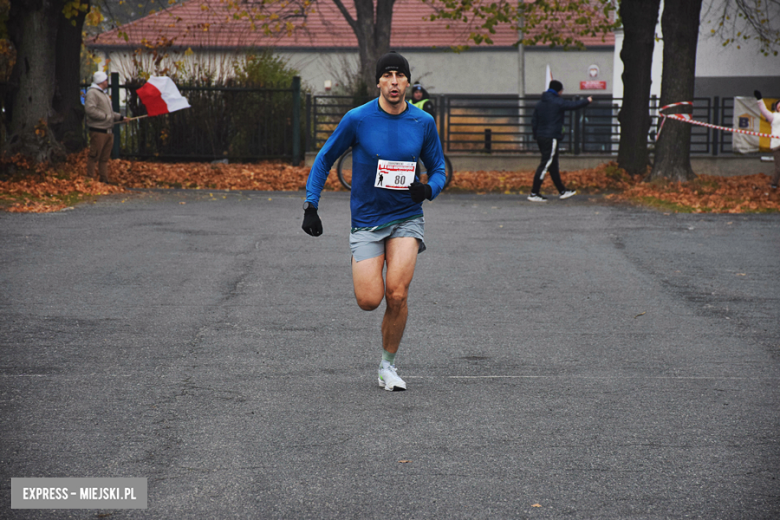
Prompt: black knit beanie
<box><xmin>375</xmin><ymin>52</ymin><xmax>411</xmax><ymax>84</ymax></box>
<box><xmin>549</xmin><ymin>80</ymin><xmax>564</xmax><ymax>92</ymax></box>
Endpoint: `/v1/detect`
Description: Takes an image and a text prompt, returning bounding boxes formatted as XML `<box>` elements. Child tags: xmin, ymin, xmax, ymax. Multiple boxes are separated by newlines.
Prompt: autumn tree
<box><xmin>0</xmin><ymin>0</ymin><xmax>15</xmax><ymax>147</ymax></box>
<box><xmin>704</xmin><ymin>0</ymin><xmax>780</xmax><ymax>56</ymax></box>
<box><xmin>6</xmin><ymin>0</ymin><xmax>66</xmax><ymax>161</ymax></box>
<box><xmin>3</xmin><ymin>0</ymin><xmax>91</xmax><ymax>162</ymax></box>
<box><xmin>649</xmin><ymin>0</ymin><xmax>704</xmax><ymax>182</ymax></box>
<box><xmin>615</xmin><ymin>0</ymin><xmax>660</xmax><ymax>177</ymax></box>
<box><xmin>618</xmin><ymin>0</ymin><xmax>780</xmax><ymax>180</ymax></box>
<box><xmin>432</xmin><ymin>0</ymin><xmax>779</xmax><ymax>181</ymax></box>
<box><xmin>54</xmin><ymin>0</ymin><xmax>91</xmax><ymax>151</ymax></box>
<box><xmin>427</xmin><ymin>0</ymin><xmax>689</xmax><ymax>179</ymax></box>
<box><xmin>426</xmin><ymin>0</ymin><xmax>616</xmax><ymax>50</ymax></box>
<box><xmin>331</xmin><ymin>0</ymin><xmax>394</xmax><ymax>95</ymax></box>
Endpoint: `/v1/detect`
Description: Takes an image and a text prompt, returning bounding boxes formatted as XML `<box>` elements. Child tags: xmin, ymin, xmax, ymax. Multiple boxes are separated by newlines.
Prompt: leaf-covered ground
<box><xmin>1</xmin><ymin>150</ymin><xmax>778</xmax><ymax>214</ymax></box>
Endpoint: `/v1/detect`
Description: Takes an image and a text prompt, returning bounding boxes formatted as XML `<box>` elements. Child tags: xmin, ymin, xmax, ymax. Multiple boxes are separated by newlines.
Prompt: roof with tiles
<box><xmin>88</xmin><ymin>0</ymin><xmax>613</xmax><ymax>50</ymax></box>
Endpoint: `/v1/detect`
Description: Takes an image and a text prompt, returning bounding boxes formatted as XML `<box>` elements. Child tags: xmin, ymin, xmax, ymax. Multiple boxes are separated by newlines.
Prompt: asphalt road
<box><xmin>1</xmin><ymin>189</ymin><xmax>779</xmax><ymax>519</ymax></box>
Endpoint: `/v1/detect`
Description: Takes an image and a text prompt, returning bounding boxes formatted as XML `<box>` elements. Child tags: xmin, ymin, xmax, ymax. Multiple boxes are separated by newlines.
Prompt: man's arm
<box><xmin>417</xmin><ymin>118</ymin><xmax>446</xmax><ymax>200</ymax></box>
<box><xmin>558</xmin><ymin>96</ymin><xmax>591</xmax><ymax>111</ymax></box>
<box><xmin>304</xmin><ymin>112</ymin><xmax>357</xmax><ymax>208</ymax></box>
<box><xmin>301</xmin><ymin>111</ymin><xmax>358</xmax><ymax>236</ymax></box>
<box><xmin>755</xmin><ymin>91</ymin><xmax>774</xmax><ymax>123</ymax></box>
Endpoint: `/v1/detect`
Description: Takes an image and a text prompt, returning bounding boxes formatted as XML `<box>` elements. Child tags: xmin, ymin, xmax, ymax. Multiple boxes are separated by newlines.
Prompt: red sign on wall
<box><xmin>580</xmin><ymin>80</ymin><xmax>607</xmax><ymax>90</ymax></box>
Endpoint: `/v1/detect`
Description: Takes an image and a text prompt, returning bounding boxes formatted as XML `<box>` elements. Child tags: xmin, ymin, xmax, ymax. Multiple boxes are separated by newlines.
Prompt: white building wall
<box><xmin>610</xmin><ymin>27</ymin><xmax>664</xmax><ymax>102</ymax></box>
<box><xmin>524</xmin><ymin>48</ymin><xmax>614</xmax><ymax>96</ymax></box>
<box><xmin>281</xmin><ymin>48</ymin><xmax>522</xmax><ymax>95</ymax></box>
<box><xmin>696</xmin><ymin>34</ymin><xmax>780</xmax><ymax>78</ymax></box>
<box><xmin>95</xmin><ymin>47</ymin><xmax>523</xmax><ymax>95</ymax></box>
<box><xmin>290</xmin><ymin>47</ymin><xmax>614</xmax><ymax>96</ymax></box>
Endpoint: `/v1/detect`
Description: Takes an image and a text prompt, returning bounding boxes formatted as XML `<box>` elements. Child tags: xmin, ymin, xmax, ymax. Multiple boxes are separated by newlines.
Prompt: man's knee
<box><xmin>384</xmin><ymin>286</ymin><xmax>408</xmax><ymax>310</ymax></box>
<box><xmin>356</xmin><ymin>293</ymin><xmax>383</xmax><ymax>311</ymax></box>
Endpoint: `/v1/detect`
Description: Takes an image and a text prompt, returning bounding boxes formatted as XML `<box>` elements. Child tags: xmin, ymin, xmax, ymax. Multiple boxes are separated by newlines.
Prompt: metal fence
<box><xmin>94</xmin><ymin>75</ymin><xmax>741</xmax><ymax>162</ymax></box>
<box><xmin>96</xmin><ymin>74</ymin><xmax>304</xmax><ymax>164</ymax></box>
<box><xmin>308</xmin><ymin>94</ymin><xmax>741</xmax><ymax>156</ymax></box>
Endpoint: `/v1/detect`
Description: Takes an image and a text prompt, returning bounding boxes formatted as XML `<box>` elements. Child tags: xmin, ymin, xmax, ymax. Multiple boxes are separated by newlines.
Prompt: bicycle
<box><xmin>336</xmin><ymin>149</ymin><xmax>454</xmax><ymax>191</ymax></box>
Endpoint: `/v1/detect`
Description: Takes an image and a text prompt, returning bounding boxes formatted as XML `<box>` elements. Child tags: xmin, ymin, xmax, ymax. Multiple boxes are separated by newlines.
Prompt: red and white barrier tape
<box><xmin>656</xmin><ymin>100</ymin><xmax>780</xmax><ymax>141</ymax></box>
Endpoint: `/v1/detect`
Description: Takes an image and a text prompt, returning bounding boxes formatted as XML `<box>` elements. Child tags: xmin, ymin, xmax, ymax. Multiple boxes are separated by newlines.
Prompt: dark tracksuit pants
<box><xmin>532</xmin><ymin>137</ymin><xmax>566</xmax><ymax>195</ymax></box>
<box><xmin>773</xmin><ymin>147</ymin><xmax>780</xmax><ymax>186</ymax></box>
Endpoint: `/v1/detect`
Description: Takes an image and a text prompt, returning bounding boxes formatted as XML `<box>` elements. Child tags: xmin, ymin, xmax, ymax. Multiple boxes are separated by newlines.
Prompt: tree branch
<box><xmin>704</xmin><ymin>0</ymin><xmax>780</xmax><ymax>56</ymax></box>
<box><xmin>330</xmin><ymin>0</ymin><xmax>357</xmax><ymax>32</ymax></box>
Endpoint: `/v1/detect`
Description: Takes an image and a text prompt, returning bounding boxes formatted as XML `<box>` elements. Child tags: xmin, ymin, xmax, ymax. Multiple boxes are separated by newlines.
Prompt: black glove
<box><xmin>409</xmin><ymin>181</ymin><xmax>432</xmax><ymax>203</ymax></box>
<box><xmin>302</xmin><ymin>206</ymin><xmax>322</xmax><ymax>236</ymax></box>
<box><xmin>755</xmin><ymin>90</ymin><xmax>762</xmax><ymax>100</ymax></box>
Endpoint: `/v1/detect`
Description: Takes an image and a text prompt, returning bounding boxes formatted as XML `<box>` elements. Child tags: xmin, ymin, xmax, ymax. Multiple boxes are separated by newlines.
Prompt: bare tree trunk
<box><xmin>650</xmin><ymin>0</ymin><xmax>703</xmax><ymax>182</ymax></box>
<box><xmin>333</xmin><ymin>0</ymin><xmax>395</xmax><ymax>98</ymax></box>
<box><xmin>6</xmin><ymin>0</ymin><xmax>66</xmax><ymax>163</ymax></box>
<box><xmin>52</xmin><ymin>1</ymin><xmax>88</xmax><ymax>152</ymax></box>
<box><xmin>617</xmin><ymin>0</ymin><xmax>660</xmax><ymax>177</ymax></box>
<box><xmin>371</xmin><ymin>0</ymin><xmax>394</xmax><ymax>88</ymax></box>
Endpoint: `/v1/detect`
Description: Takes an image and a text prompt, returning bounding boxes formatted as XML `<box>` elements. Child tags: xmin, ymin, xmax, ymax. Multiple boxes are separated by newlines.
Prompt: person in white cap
<box><xmin>84</xmin><ymin>71</ymin><xmax>125</xmax><ymax>183</ymax></box>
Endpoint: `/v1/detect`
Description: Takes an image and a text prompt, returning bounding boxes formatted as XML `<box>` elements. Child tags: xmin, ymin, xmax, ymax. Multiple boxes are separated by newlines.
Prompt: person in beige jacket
<box><xmin>85</xmin><ymin>71</ymin><xmax>125</xmax><ymax>183</ymax></box>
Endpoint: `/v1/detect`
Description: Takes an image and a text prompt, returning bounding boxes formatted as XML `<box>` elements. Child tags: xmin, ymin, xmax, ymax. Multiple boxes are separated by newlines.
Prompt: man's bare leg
<box><xmin>351</xmin><ymin>253</ymin><xmax>386</xmax><ymax>312</ymax></box>
<box><xmin>351</xmin><ymin>237</ymin><xmax>418</xmax><ymax>352</ymax></box>
<box><xmin>380</xmin><ymin>237</ymin><xmax>418</xmax><ymax>354</ymax></box>
<box><xmin>352</xmin><ymin>237</ymin><xmax>418</xmax><ymax>391</ymax></box>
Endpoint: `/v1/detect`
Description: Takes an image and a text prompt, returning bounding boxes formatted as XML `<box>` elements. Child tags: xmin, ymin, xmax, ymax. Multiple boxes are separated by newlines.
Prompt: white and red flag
<box><xmin>544</xmin><ymin>65</ymin><xmax>553</xmax><ymax>91</ymax></box>
<box><xmin>136</xmin><ymin>76</ymin><xmax>191</xmax><ymax>117</ymax></box>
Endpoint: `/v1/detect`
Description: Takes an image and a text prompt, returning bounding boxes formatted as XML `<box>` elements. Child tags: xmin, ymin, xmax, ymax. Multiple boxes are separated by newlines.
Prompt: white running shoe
<box><xmin>378</xmin><ymin>365</ymin><xmax>407</xmax><ymax>391</ymax></box>
<box><xmin>527</xmin><ymin>193</ymin><xmax>548</xmax><ymax>202</ymax></box>
<box><xmin>559</xmin><ymin>190</ymin><xmax>576</xmax><ymax>199</ymax></box>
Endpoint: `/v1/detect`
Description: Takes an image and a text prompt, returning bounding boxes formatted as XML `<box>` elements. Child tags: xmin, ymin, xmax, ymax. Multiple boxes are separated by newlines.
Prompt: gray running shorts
<box><xmin>350</xmin><ymin>216</ymin><xmax>426</xmax><ymax>262</ymax></box>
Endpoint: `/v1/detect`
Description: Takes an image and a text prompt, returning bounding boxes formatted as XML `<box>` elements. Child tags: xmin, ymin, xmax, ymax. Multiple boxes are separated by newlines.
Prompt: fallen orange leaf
<box><xmin>2</xmin><ymin>154</ymin><xmax>778</xmax><ymax>214</ymax></box>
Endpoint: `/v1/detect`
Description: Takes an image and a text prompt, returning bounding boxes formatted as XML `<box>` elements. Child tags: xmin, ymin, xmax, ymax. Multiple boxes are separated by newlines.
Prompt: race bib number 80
<box><xmin>375</xmin><ymin>159</ymin><xmax>416</xmax><ymax>190</ymax></box>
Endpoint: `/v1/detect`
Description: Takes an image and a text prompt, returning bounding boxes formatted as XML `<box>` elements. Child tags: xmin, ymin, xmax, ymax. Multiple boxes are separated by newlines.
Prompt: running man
<box><xmin>529</xmin><ymin>80</ymin><xmax>592</xmax><ymax>202</ymax></box>
<box><xmin>301</xmin><ymin>51</ymin><xmax>447</xmax><ymax>391</ymax></box>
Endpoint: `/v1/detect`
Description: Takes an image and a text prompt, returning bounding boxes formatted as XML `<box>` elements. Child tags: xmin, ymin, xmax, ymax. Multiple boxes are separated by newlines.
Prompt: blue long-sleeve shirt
<box><xmin>305</xmin><ymin>99</ymin><xmax>446</xmax><ymax>230</ymax></box>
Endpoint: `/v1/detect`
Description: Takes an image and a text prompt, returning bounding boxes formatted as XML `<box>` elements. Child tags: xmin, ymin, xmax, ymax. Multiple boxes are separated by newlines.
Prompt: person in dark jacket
<box><xmin>410</xmin><ymin>83</ymin><xmax>435</xmax><ymax>118</ymax></box>
<box><xmin>529</xmin><ymin>80</ymin><xmax>592</xmax><ymax>201</ymax></box>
